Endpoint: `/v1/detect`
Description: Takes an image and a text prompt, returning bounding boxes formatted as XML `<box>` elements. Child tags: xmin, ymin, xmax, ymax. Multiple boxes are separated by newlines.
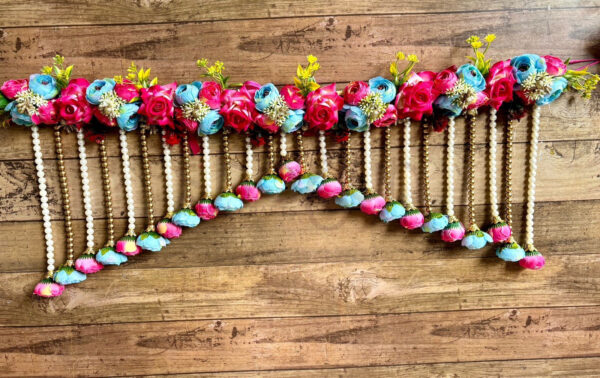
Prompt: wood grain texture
<box><xmin>1</xmin><ymin>307</ymin><xmax>599</xmax><ymax>376</ymax></box>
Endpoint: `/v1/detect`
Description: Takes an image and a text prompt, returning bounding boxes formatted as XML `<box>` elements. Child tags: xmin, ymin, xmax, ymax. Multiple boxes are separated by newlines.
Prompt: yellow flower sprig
<box><xmin>115</xmin><ymin>62</ymin><xmax>158</xmax><ymax>89</ymax></box>
<box><xmin>197</xmin><ymin>59</ymin><xmax>240</xmax><ymax>89</ymax></box>
<box><xmin>389</xmin><ymin>52</ymin><xmax>419</xmax><ymax>87</ymax></box>
<box><xmin>294</xmin><ymin>55</ymin><xmax>320</xmax><ymax>96</ymax></box>
<box><xmin>41</xmin><ymin>55</ymin><xmax>73</xmax><ymax>90</ymax></box>
<box><xmin>466</xmin><ymin>34</ymin><xmax>496</xmax><ymax>76</ymax></box>
<box><xmin>563</xmin><ymin>68</ymin><xmax>600</xmax><ymax>99</ymax></box>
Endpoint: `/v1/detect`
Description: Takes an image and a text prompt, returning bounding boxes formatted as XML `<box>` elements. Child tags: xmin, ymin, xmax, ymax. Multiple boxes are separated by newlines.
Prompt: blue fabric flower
<box><xmin>96</xmin><ymin>246</ymin><xmax>129</xmax><ymax>265</ymax></box>
<box><xmin>433</xmin><ymin>95</ymin><xmax>462</xmax><ymax>118</ymax></box>
<box><xmin>282</xmin><ymin>109</ymin><xmax>304</xmax><ymax>133</ymax></box>
<box><xmin>496</xmin><ymin>241</ymin><xmax>526</xmax><ymax>262</ymax></box>
<box><xmin>86</xmin><ymin>79</ymin><xmax>116</xmax><ymax>105</ymax></box>
<box><xmin>456</xmin><ymin>64</ymin><xmax>486</xmax><ymax>92</ymax></box>
<box><xmin>175</xmin><ymin>84</ymin><xmax>200</xmax><ymax>105</ymax></box>
<box><xmin>537</xmin><ymin>77</ymin><xmax>568</xmax><ymax>106</ymax></box>
<box><xmin>172</xmin><ymin>208</ymin><xmax>201</xmax><ymax>228</ymax></box>
<box><xmin>461</xmin><ymin>229</ymin><xmax>493</xmax><ymax>250</ymax></box>
<box><xmin>255</xmin><ymin>83</ymin><xmax>279</xmax><ymax>112</ymax></box>
<box><xmin>344</xmin><ymin>105</ymin><xmax>368</xmax><ymax>132</ymax></box>
<box><xmin>291</xmin><ymin>173</ymin><xmax>323</xmax><ymax>194</ymax></box>
<box><xmin>379</xmin><ymin>201</ymin><xmax>406</xmax><ymax>222</ymax></box>
<box><xmin>116</xmin><ymin>103</ymin><xmax>140</xmax><ymax>131</ymax></box>
<box><xmin>335</xmin><ymin>188</ymin><xmax>365</xmax><ymax>208</ymax></box>
<box><xmin>510</xmin><ymin>54</ymin><xmax>547</xmax><ymax>84</ymax></box>
<box><xmin>257</xmin><ymin>174</ymin><xmax>286</xmax><ymax>194</ymax></box>
<box><xmin>29</xmin><ymin>74</ymin><xmax>59</xmax><ymax>99</ymax></box>
<box><xmin>53</xmin><ymin>265</ymin><xmax>87</xmax><ymax>285</ymax></box>
<box><xmin>421</xmin><ymin>212</ymin><xmax>449</xmax><ymax>233</ymax></box>
<box><xmin>191</xmin><ymin>81</ymin><xmax>203</xmax><ymax>90</ymax></box>
<box><xmin>214</xmin><ymin>192</ymin><xmax>244</xmax><ymax>211</ymax></box>
<box><xmin>136</xmin><ymin>231</ymin><xmax>168</xmax><ymax>252</ymax></box>
<box><xmin>198</xmin><ymin>110</ymin><xmax>224</xmax><ymax>136</ymax></box>
<box><xmin>5</xmin><ymin>101</ymin><xmax>33</xmax><ymax>126</ymax></box>
<box><xmin>368</xmin><ymin>76</ymin><xmax>396</xmax><ymax>103</ymax></box>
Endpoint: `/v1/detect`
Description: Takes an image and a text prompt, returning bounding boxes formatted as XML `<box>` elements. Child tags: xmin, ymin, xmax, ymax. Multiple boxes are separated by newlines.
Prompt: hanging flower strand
<box><xmin>335</xmin><ymin>132</ymin><xmax>365</xmax><ymax>208</ymax></box>
<box><xmin>237</xmin><ymin>133</ymin><xmax>262</xmax><ymax>201</ymax></box>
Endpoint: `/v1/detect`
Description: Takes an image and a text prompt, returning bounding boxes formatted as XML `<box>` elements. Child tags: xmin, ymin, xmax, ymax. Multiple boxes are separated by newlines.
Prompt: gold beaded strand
<box><xmin>504</xmin><ymin>119</ymin><xmax>515</xmax><ymax>227</ymax></box>
<box><xmin>466</xmin><ymin>111</ymin><xmax>477</xmax><ymax>229</ymax></box>
<box><xmin>223</xmin><ymin>128</ymin><xmax>232</xmax><ymax>192</ymax></box>
<box><xmin>140</xmin><ymin>124</ymin><xmax>155</xmax><ymax>231</ymax></box>
<box><xmin>343</xmin><ymin>133</ymin><xmax>352</xmax><ymax>190</ymax></box>
<box><xmin>182</xmin><ymin>134</ymin><xmax>192</xmax><ymax>208</ymax></box>
<box><xmin>99</xmin><ymin>138</ymin><xmax>115</xmax><ymax>246</ymax></box>
<box><xmin>422</xmin><ymin>121</ymin><xmax>432</xmax><ymax>214</ymax></box>
<box><xmin>296</xmin><ymin>130</ymin><xmax>306</xmax><ymax>173</ymax></box>
<box><xmin>53</xmin><ymin>126</ymin><xmax>75</xmax><ymax>265</ymax></box>
<box><xmin>267</xmin><ymin>133</ymin><xmax>276</xmax><ymax>175</ymax></box>
<box><xmin>383</xmin><ymin>126</ymin><xmax>392</xmax><ymax>202</ymax></box>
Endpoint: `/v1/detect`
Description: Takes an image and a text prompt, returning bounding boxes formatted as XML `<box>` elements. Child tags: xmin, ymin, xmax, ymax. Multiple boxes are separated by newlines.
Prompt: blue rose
<box><xmin>255</xmin><ymin>83</ymin><xmax>279</xmax><ymax>112</ymax></box>
<box><xmin>433</xmin><ymin>95</ymin><xmax>462</xmax><ymax>118</ymax></box>
<box><xmin>368</xmin><ymin>76</ymin><xmax>396</xmax><ymax>103</ymax></box>
<box><xmin>175</xmin><ymin>84</ymin><xmax>200</xmax><ymax>105</ymax></box>
<box><xmin>198</xmin><ymin>110</ymin><xmax>224</xmax><ymax>136</ymax></box>
<box><xmin>421</xmin><ymin>212</ymin><xmax>449</xmax><ymax>233</ymax></box>
<box><xmin>5</xmin><ymin>101</ymin><xmax>33</xmax><ymax>126</ymax></box>
<box><xmin>456</xmin><ymin>64</ymin><xmax>486</xmax><ymax>92</ymax></box>
<box><xmin>136</xmin><ymin>231</ymin><xmax>168</xmax><ymax>252</ymax></box>
<box><xmin>344</xmin><ymin>105</ymin><xmax>368</xmax><ymax>132</ymax></box>
<box><xmin>291</xmin><ymin>173</ymin><xmax>323</xmax><ymax>194</ymax></box>
<box><xmin>282</xmin><ymin>109</ymin><xmax>304</xmax><ymax>133</ymax></box>
<box><xmin>537</xmin><ymin>77</ymin><xmax>568</xmax><ymax>106</ymax></box>
<box><xmin>496</xmin><ymin>241</ymin><xmax>526</xmax><ymax>262</ymax></box>
<box><xmin>257</xmin><ymin>174</ymin><xmax>286</xmax><ymax>194</ymax></box>
<box><xmin>53</xmin><ymin>265</ymin><xmax>87</xmax><ymax>285</ymax></box>
<box><xmin>335</xmin><ymin>188</ymin><xmax>365</xmax><ymax>208</ymax></box>
<box><xmin>214</xmin><ymin>192</ymin><xmax>244</xmax><ymax>211</ymax></box>
<box><xmin>29</xmin><ymin>74</ymin><xmax>59</xmax><ymax>100</ymax></box>
<box><xmin>510</xmin><ymin>54</ymin><xmax>547</xmax><ymax>84</ymax></box>
<box><xmin>379</xmin><ymin>201</ymin><xmax>406</xmax><ymax>222</ymax></box>
<box><xmin>172</xmin><ymin>208</ymin><xmax>201</xmax><ymax>228</ymax></box>
<box><xmin>86</xmin><ymin>79</ymin><xmax>116</xmax><ymax>105</ymax></box>
<box><xmin>461</xmin><ymin>230</ymin><xmax>493</xmax><ymax>250</ymax></box>
<box><xmin>191</xmin><ymin>81</ymin><xmax>203</xmax><ymax>90</ymax></box>
<box><xmin>96</xmin><ymin>246</ymin><xmax>129</xmax><ymax>265</ymax></box>
<box><xmin>116</xmin><ymin>103</ymin><xmax>140</xmax><ymax>131</ymax></box>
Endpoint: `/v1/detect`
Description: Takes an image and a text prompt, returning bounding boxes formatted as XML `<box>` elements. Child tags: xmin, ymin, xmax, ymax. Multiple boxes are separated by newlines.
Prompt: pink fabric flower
<box><xmin>360</xmin><ymin>194</ymin><xmax>386</xmax><ymax>215</ymax></box>
<box><xmin>317</xmin><ymin>178</ymin><xmax>342</xmax><ymax>199</ymax></box>
<box><xmin>255</xmin><ymin>113</ymin><xmax>279</xmax><ymax>133</ymax></box>
<box><xmin>281</xmin><ymin>85</ymin><xmax>305</xmax><ymax>110</ymax></box>
<box><xmin>441</xmin><ymin>222</ymin><xmax>465</xmax><ymax>242</ymax></box>
<box><xmin>139</xmin><ymin>82</ymin><xmax>177</xmax><ymax>127</ymax></box>
<box><xmin>220</xmin><ymin>89</ymin><xmax>256</xmax><ymax>133</ymax></box>
<box><xmin>278</xmin><ymin>160</ymin><xmax>303</xmax><ymax>183</ymax></box>
<box><xmin>400</xmin><ymin>209</ymin><xmax>425</xmax><ymax>229</ymax></box>
<box><xmin>92</xmin><ymin>107</ymin><xmax>118</xmax><ymax>127</ymax></box>
<box><xmin>305</xmin><ymin>83</ymin><xmax>344</xmax><ymax>131</ymax></box>
<box><xmin>33</xmin><ymin>279</ymin><xmax>64</xmax><ymax>298</ymax></box>
<box><xmin>543</xmin><ymin>55</ymin><xmax>567</xmax><ymax>76</ymax></box>
<box><xmin>343</xmin><ymin>81</ymin><xmax>370</xmax><ymax>106</ymax></box>
<box><xmin>75</xmin><ymin>255</ymin><xmax>104</xmax><ymax>274</ymax></box>
<box><xmin>195</xmin><ymin>199</ymin><xmax>219</xmax><ymax>220</ymax></box>
<box><xmin>1</xmin><ymin>79</ymin><xmax>28</xmax><ymax>99</ymax></box>
<box><xmin>199</xmin><ymin>81</ymin><xmax>223</xmax><ymax>109</ymax></box>
<box><xmin>519</xmin><ymin>251</ymin><xmax>546</xmax><ymax>270</ymax></box>
<box><xmin>57</xmin><ymin>78</ymin><xmax>93</xmax><ymax>126</ymax></box>
<box><xmin>395</xmin><ymin>72</ymin><xmax>435</xmax><ymax>121</ymax></box>
<box><xmin>236</xmin><ymin>181</ymin><xmax>261</xmax><ymax>202</ymax></box>
<box><xmin>241</xmin><ymin>81</ymin><xmax>261</xmax><ymax>98</ymax></box>
<box><xmin>485</xmin><ymin>60</ymin><xmax>516</xmax><ymax>110</ymax></box>
<box><xmin>116</xmin><ymin>236</ymin><xmax>141</xmax><ymax>256</ymax></box>
<box><xmin>487</xmin><ymin>222</ymin><xmax>512</xmax><ymax>243</ymax></box>
<box><xmin>114</xmin><ymin>82</ymin><xmax>140</xmax><ymax>102</ymax></box>
<box><xmin>467</xmin><ymin>91</ymin><xmax>489</xmax><ymax>110</ymax></box>
<box><xmin>373</xmin><ymin>104</ymin><xmax>397</xmax><ymax>127</ymax></box>
<box><xmin>433</xmin><ymin>66</ymin><xmax>458</xmax><ymax>95</ymax></box>
<box><xmin>174</xmin><ymin>107</ymin><xmax>199</xmax><ymax>133</ymax></box>
<box><xmin>156</xmin><ymin>219</ymin><xmax>182</xmax><ymax>239</ymax></box>
<box><xmin>31</xmin><ymin>100</ymin><xmax>59</xmax><ymax>125</ymax></box>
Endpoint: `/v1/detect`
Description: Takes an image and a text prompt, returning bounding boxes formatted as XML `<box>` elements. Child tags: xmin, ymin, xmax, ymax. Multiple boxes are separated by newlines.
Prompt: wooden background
<box><xmin>1</xmin><ymin>1</ymin><xmax>599</xmax><ymax>376</ymax></box>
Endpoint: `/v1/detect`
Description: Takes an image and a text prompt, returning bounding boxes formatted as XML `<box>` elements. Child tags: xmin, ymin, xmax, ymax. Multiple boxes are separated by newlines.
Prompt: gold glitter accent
<box><xmin>446</xmin><ymin>78</ymin><xmax>478</xmax><ymax>109</ymax></box>
<box><xmin>99</xmin><ymin>91</ymin><xmax>125</xmax><ymax>119</ymax></box>
<box><xmin>264</xmin><ymin>96</ymin><xmax>290</xmax><ymax>127</ymax></box>
<box><xmin>182</xmin><ymin>99</ymin><xmax>211</xmax><ymax>122</ymax></box>
<box><xmin>522</xmin><ymin>72</ymin><xmax>553</xmax><ymax>101</ymax></box>
<box><xmin>359</xmin><ymin>92</ymin><xmax>387</xmax><ymax>124</ymax></box>
<box><xmin>16</xmin><ymin>90</ymin><xmax>47</xmax><ymax>116</ymax></box>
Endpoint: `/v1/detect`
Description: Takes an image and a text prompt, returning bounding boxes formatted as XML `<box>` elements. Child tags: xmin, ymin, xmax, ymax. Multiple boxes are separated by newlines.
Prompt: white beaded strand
<box><xmin>32</xmin><ymin>126</ymin><xmax>56</xmax><ymax>274</ymax></box>
<box><xmin>363</xmin><ymin>129</ymin><xmax>373</xmax><ymax>192</ymax></box>
<box><xmin>488</xmin><ymin>108</ymin><xmax>500</xmax><ymax>221</ymax></box>
<box><xmin>403</xmin><ymin>118</ymin><xmax>413</xmax><ymax>206</ymax></box>
<box><xmin>319</xmin><ymin>129</ymin><xmax>329</xmax><ymax>177</ymax></box>
<box><xmin>77</xmin><ymin>129</ymin><xmax>95</xmax><ymax>251</ymax></box>
<box><xmin>245</xmin><ymin>136</ymin><xmax>254</xmax><ymax>179</ymax></box>
<box><xmin>202</xmin><ymin>135</ymin><xmax>212</xmax><ymax>198</ymax></box>
<box><xmin>119</xmin><ymin>129</ymin><xmax>136</xmax><ymax>233</ymax></box>
<box><xmin>280</xmin><ymin>130</ymin><xmax>287</xmax><ymax>158</ymax></box>
<box><xmin>161</xmin><ymin>130</ymin><xmax>175</xmax><ymax>215</ymax></box>
<box><xmin>525</xmin><ymin>104</ymin><xmax>541</xmax><ymax>249</ymax></box>
<box><xmin>445</xmin><ymin>117</ymin><xmax>456</xmax><ymax>218</ymax></box>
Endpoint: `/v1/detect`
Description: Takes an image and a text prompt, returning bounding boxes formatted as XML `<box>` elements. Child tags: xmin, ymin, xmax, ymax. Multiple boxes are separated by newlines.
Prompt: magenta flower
<box><xmin>441</xmin><ymin>221</ymin><xmax>466</xmax><ymax>242</ymax></box>
<box><xmin>156</xmin><ymin>218</ymin><xmax>182</xmax><ymax>239</ymax></box>
<box><xmin>360</xmin><ymin>193</ymin><xmax>386</xmax><ymax>215</ymax></box>
<box><xmin>488</xmin><ymin>221</ymin><xmax>512</xmax><ymax>243</ymax></box>
<box><xmin>317</xmin><ymin>178</ymin><xmax>342</xmax><ymax>199</ymax></box>
<box><xmin>236</xmin><ymin>180</ymin><xmax>261</xmax><ymax>202</ymax></box>
<box><xmin>33</xmin><ymin>278</ymin><xmax>64</xmax><ymax>298</ymax></box>
<box><xmin>400</xmin><ymin>208</ymin><xmax>425</xmax><ymax>229</ymax></box>
<box><xmin>195</xmin><ymin>199</ymin><xmax>219</xmax><ymax>221</ymax></box>
<box><xmin>519</xmin><ymin>249</ymin><xmax>546</xmax><ymax>270</ymax></box>
<box><xmin>278</xmin><ymin>160</ymin><xmax>303</xmax><ymax>183</ymax></box>
<box><xmin>116</xmin><ymin>235</ymin><xmax>142</xmax><ymax>256</ymax></box>
<box><xmin>1</xmin><ymin>79</ymin><xmax>28</xmax><ymax>99</ymax></box>
<box><xmin>74</xmin><ymin>253</ymin><xmax>104</xmax><ymax>274</ymax></box>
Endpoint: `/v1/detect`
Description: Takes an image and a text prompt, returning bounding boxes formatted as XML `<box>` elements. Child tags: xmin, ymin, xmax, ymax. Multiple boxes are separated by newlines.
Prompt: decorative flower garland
<box><xmin>1</xmin><ymin>35</ymin><xmax>598</xmax><ymax>298</ymax></box>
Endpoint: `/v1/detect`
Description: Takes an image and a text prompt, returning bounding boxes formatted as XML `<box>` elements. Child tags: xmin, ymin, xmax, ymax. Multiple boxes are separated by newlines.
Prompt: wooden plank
<box><xmin>0</xmin><ymin>9</ymin><xmax>598</xmax><ymax>84</ymax></box>
<box><xmin>1</xmin><ymin>0</ymin><xmax>596</xmax><ymax>27</ymax></box>
<box><xmin>0</xmin><ymin>254</ymin><xmax>598</xmax><ymax>326</ymax></box>
<box><xmin>0</xmin><ymin>307</ymin><xmax>598</xmax><ymax>376</ymax></box>
<box><xmin>1</xmin><ymin>138</ymin><xmax>598</xmax><ymax>222</ymax></box>
<box><xmin>145</xmin><ymin>357</ymin><xmax>600</xmax><ymax>377</ymax></box>
<box><xmin>0</xmin><ymin>199</ymin><xmax>597</xmax><ymax>273</ymax></box>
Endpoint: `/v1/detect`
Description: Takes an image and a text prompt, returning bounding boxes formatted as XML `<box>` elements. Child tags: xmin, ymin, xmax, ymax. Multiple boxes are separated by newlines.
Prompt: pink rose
<box><xmin>343</xmin><ymin>81</ymin><xmax>369</xmax><ymax>106</ymax></box>
<box><xmin>57</xmin><ymin>79</ymin><xmax>93</xmax><ymax>126</ymax></box>
<box><xmin>114</xmin><ymin>82</ymin><xmax>139</xmax><ymax>102</ymax></box>
<box><xmin>116</xmin><ymin>236</ymin><xmax>141</xmax><ymax>256</ymax></box>
<box><xmin>1</xmin><ymin>79</ymin><xmax>28</xmax><ymax>99</ymax></box>
<box><xmin>519</xmin><ymin>252</ymin><xmax>546</xmax><ymax>270</ymax></box>
<box><xmin>156</xmin><ymin>219</ymin><xmax>182</xmax><ymax>239</ymax></box>
<box><xmin>467</xmin><ymin>91</ymin><xmax>489</xmax><ymax>110</ymax></box>
<box><xmin>373</xmin><ymin>105</ymin><xmax>397</xmax><ymax>127</ymax></box>
<box><xmin>317</xmin><ymin>178</ymin><xmax>342</xmax><ymax>199</ymax></box>
<box><xmin>487</xmin><ymin>222</ymin><xmax>512</xmax><ymax>243</ymax></box>
<box><xmin>195</xmin><ymin>199</ymin><xmax>219</xmax><ymax>220</ymax></box>
<box><xmin>92</xmin><ymin>107</ymin><xmax>117</xmax><ymax>127</ymax></box>
<box><xmin>543</xmin><ymin>55</ymin><xmax>567</xmax><ymax>76</ymax></box>
<box><xmin>305</xmin><ymin>84</ymin><xmax>344</xmax><ymax>131</ymax></box>
<box><xmin>33</xmin><ymin>279</ymin><xmax>64</xmax><ymax>298</ymax></box>
<box><xmin>199</xmin><ymin>81</ymin><xmax>223</xmax><ymax>109</ymax></box>
<box><xmin>433</xmin><ymin>66</ymin><xmax>458</xmax><ymax>95</ymax></box>
<box><xmin>31</xmin><ymin>100</ymin><xmax>59</xmax><ymax>125</ymax></box>
<box><xmin>139</xmin><ymin>82</ymin><xmax>177</xmax><ymax>127</ymax></box>
<box><xmin>278</xmin><ymin>160</ymin><xmax>303</xmax><ymax>183</ymax></box>
<box><xmin>75</xmin><ymin>255</ymin><xmax>104</xmax><ymax>274</ymax></box>
<box><xmin>417</xmin><ymin>71</ymin><xmax>437</xmax><ymax>82</ymax></box>
<box><xmin>236</xmin><ymin>182</ymin><xmax>261</xmax><ymax>202</ymax></box>
<box><xmin>441</xmin><ymin>222</ymin><xmax>465</xmax><ymax>242</ymax></box>
<box><xmin>255</xmin><ymin>113</ymin><xmax>279</xmax><ymax>133</ymax></box>
<box><xmin>174</xmin><ymin>107</ymin><xmax>198</xmax><ymax>133</ymax></box>
<box><xmin>400</xmin><ymin>209</ymin><xmax>425</xmax><ymax>229</ymax></box>
<box><xmin>395</xmin><ymin>78</ymin><xmax>435</xmax><ymax>121</ymax></box>
<box><xmin>360</xmin><ymin>194</ymin><xmax>386</xmax><ymax>215</ymax></box>
<box><xmin>281</xmin><ymin>85</ymin><xmax>305</xmax><ymax>110</ymax></box>
<box><xmin>486</xmin><ymin>60</ymin><xmax>516</xmax><ymax>110</ymax></box>
<box><xmin>220</xmin><ymin>89</ymin><xmax>256</xmax><ymax>133</ymax></box>
<box><xmin>241</xmin><ymin>81</ymin><xmax>261</xmax><ymax>98</ymax></box>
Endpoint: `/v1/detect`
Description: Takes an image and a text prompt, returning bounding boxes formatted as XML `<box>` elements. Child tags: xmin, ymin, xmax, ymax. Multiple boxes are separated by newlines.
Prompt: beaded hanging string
<box><xmin>378</xmin><ymin>124</ymin><xmax>405</xmax><ymax>222</ymax></box>
<box><xmin>440</xmin><ymin>117</ymin><xmax>465</xmax><ymax>242</ymax></box>
<box><xmin>195</xmin><ymin>135</ymin><xmax>219</xmax><ymax>220</ymax></box>
<box><xmin>171</xmin><ymin>134</ymin><xmax>201</xmax><ymax>227</ymax></box>
<box><xmin>278</xmin><ymin>128</ymin><xmax>303</xmax><ymax>185</ymax></box>
<box><xmin>31</xmin><ymin>126</ymin><xmax>65</xmax><ymax>298</ymax></box>
<box><xmin>461</xmin><ymin>111</ymin><xmax>493</xmax><ymax>250</ymax></box>
<box><xmin>256</xmin><ymin>133</ymin><xmax>284</xmax><ymax>195</ymax></box>
<box><xmin>315</xmin><ymin>129</ymin><xmax>342</xmax><ymax>199</ymax></box>
<box><xmin>420</xmin><ymin>119</ymin><xmax>449</xmax><ymax>233</ymax></box>
<box><xmin>235</xmin><ymin>133</ymin><xmax>260</xmax><ymax>200</ymax></box>
<box><xmin>291</xmin><ymin>128</ymin><xmax>324</xmax><ymax>194</ymax></box>
<box><xmin>155</xmin><ymin>131</ymin><xmax>182</xmax><ymax>239</ymax></box>
<box><xmin>214</xmin><ymin>128</ymin><xmax>244</xmax><ymax>211</ymax></box>
<box><xmin>399</xmin><ymin>118</ymin><xmax>424</xmax><ymax>229</ymax></box>
<box><xmin>359</xmin><ymin>127</ymin><xmax>385</xmax><ymax>215</ymax></box>
<box><xmin>519</xmin><ymin>104</ymin><xmax>546</xmax><ymax>269</ymax></box>
<box><xmin>335</xmin><ymin>132</ymin><xmax>364</xmax><ymax>208</ymax></box>
<box><xmin>115</xmin><ymin>129</ymin><xmax>141</xmax><ymax>256</ymax></box>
